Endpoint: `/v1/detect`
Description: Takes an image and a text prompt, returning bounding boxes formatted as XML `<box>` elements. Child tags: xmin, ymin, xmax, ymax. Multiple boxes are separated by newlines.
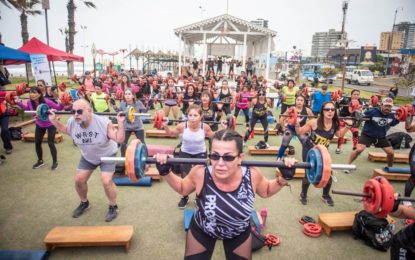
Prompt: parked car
<box><xmin>345</xmin><ymin>69</ymin><xmax>374</xmax><ymax>85</ymax></box>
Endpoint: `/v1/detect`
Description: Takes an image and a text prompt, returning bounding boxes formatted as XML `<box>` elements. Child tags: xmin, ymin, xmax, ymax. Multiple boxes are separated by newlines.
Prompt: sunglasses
<box><xmin>71</xmin><ymin>109</ymin><xmax>84</xmax><ymax>115</ymax></box>
<box><xmin>208</xmin><ymin>153</ymin><xmax>239</xmax><ymax>162</ymax></box>
<box><xmin>323</xmin><ymin>108</ymin><xmax>336</xmax><ymax>112</ymax></box>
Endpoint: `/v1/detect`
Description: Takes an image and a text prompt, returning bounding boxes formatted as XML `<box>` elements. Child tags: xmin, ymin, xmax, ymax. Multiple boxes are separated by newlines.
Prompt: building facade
<box><xmin>311</xmin><ymin>29</ymin><xmax>345</xmax><ymax>58</ymax></box>
<box><xmin>379</xmin><ymin>31</ymin><xmax>405</xmax><ymax>51</ymax></box>
<box><xmin>393</xmin><ymin>22</ymin><xmax>415</xmax><ymax>49</ymax></box>
<box><xmin>250</xmin><ymin>18</ymin><xmax>269</xmax><ymax>28</ymax></box>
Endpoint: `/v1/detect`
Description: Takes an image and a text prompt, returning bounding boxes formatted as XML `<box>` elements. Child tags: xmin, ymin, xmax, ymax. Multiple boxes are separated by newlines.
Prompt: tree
<box><xmin>66</xmin><ymin>0</ymin><xmax>96</xmax><ymax>77</ymax></box>
<box><xmin>1</xmin><ymin>0</ymin><xmax>42</xmax><ymax>78</ymax></box>
<box><xmin>393</xmin><ymin>66</ymin><xmax>415</xmax><ymax>96</ymax></box>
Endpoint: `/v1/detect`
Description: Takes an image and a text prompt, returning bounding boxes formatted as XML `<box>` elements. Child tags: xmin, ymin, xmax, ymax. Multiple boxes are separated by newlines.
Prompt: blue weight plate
<box><xmin>134</xmin><ymin>142</ymin><xmax>148</xmax><ymax>180</ymax></box>
<box><xmin>37</xmin><ymin>103</ymin><xmax>49</xmax><ymax>121</ymax></box>
<box><xmin>306</xmin><ymin>148</ymin><xmax>322</xmax><ymax>184</ymax></box>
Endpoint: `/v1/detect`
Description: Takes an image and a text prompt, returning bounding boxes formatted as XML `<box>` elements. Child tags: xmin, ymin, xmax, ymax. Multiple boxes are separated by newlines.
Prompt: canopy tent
<box><xmin>18</xmin><ymin>37</ymin><xmax>84</xmax><ymax>62</ymax></box>
<box><xmin>0</xmin><ymin>44</ymin><xmax>31</xmax><ymax>64</ymax></box>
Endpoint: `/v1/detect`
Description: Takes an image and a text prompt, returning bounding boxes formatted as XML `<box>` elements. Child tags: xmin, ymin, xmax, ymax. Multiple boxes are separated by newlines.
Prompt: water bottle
<box><xmin>400</xmin><ymin>137</ymin><xmax>406</xmax><ymax>150</ymax></box>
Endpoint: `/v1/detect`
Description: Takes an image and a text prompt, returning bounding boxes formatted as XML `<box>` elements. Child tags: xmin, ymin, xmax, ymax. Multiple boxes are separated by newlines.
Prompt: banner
<box><xmin>30</xmin><ymin>54</ymin><xmax>52</xmax><ymax>86</ymax></box>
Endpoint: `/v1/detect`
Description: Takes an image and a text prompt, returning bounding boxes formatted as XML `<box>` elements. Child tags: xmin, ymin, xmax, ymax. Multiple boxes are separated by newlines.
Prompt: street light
<box><xmin>80</xmin><ymin>25</ymin><xmax>88</xmax><ymax>74</ymax></box>
<box><xmin>385</xmin><ymin>7</ymin><xmax>403</xmax><ymax>76</ymax></box>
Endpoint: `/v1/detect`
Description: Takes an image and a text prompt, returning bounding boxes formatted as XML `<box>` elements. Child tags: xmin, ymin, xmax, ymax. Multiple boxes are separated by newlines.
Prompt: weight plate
<box><xmin>362</xmin><ymin>179</ymin><xmax>382</xmax><ymax>215</ymax></box>
<box><xmin>374</xmin><ymin>176</ymin><xmax>395</xmax><ymax>218</ymax></box>
<box><xmin>314</xmin><ymin>145</ymin><xmax>331</xmax><ymax>188</ymax></box>
<box><xmin>286</xmin><ymin>107</ymin><xmax>298</xmax><ymax>125</ymax></box>
<box><xmin>126</xmin><ymin>139</ymin><xmax>138</xmax><ymax>182</ymax></box>
<box><xmin>36</xmin><ymin>103</ymin><xmax>50</xmax><ymax>121</ymax></box>
<box><xmin>306</xmin><ymin>148</ymin><xmax>322</xmax><ymax>185</ymax></box>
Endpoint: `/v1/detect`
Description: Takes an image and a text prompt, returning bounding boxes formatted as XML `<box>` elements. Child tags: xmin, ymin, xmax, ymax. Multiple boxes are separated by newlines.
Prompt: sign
<box><xmin>208</xmin><ymin>44</ymin><xmax>235</xmax><ymax>57</ymax></box>
<box><xmin>30</xmin><ymin>54</ymin><xmax>52</xmax><ymax>86</ymax></box>
<box><xmin>360</xmin><ymin>46</ymin><xmax>377</xmax><ymax>63</ymax></box>
<box><xmin>42</xmin><ymin>0</ymin><xmax>50</xmax><ymax>9</ymax></box>
<box><xmin>96</xmin><ymin>62</ymin><xmax>102</xmax><ymax>72</ymax></box>
<box><xmin>91</xmin><ymin>43</ymin><xmax>97</xmax><ymax>59</ymax></box>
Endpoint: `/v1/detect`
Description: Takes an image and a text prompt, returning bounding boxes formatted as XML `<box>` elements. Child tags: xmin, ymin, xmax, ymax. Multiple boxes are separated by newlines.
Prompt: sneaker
<box><xmin>300</xmin><ymin>193</ymin><xmax>307</xmax><ymax>205</ymax></box>
<box><xmin>105</xmin><ymin>205</ymin><xmax>119</xmax><ymax>222</ymax></box>
<box><xmin>51</xmin><ymin>162</ymin><xmax>59</xmax><ymax>171</ymax></box>
<box><xmin>5</xmin><ymin>149</ymin><xmax>12</xmax><ymax>155</ymax></box>
<box><xmin>178</xmin><ymin>196</ymin><xmax>189</xmax><ymax>209</ymax></box>
<box><xmin>265</xmin><ymin>142</ymin><xmax>270</xmax><ymax>148</ymax></box>
<box><xmin>72</xmin><ymin>201</ymin><xmax>90</xmax><ymax>218</ymax></box>
<box><xmin>335</xmin><ymin>148</ymin><xmax>341</xmax><ymax>154</ymax></box>
<box><xmin>321</xmin><ymin>195</ymin><xmax>334</xmax><ymax>207</ymax></box>
<box><xmin>32</xmin><ymin>160</ymin><xmax>45</xmax><ymax>169</ymax></box>
<box><xmin>243</xmin><ymin>141</ymin><xmax>246</xmax><ymax>147</ymax></box>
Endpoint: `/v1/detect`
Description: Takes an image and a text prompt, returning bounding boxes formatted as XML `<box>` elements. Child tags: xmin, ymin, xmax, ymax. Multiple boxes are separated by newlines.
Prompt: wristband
<box><xmin>156</xmin><ymin>163</ymin><xmax>172</xmax><ymax>176</ymax></box>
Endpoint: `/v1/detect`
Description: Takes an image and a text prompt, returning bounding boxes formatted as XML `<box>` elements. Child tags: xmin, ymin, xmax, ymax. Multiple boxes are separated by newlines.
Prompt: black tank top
<box><xmin>219</xmin><ymin>88</ymin><xmax>231</xmax><ymax>103</ymax></box>
<box><xmin>194</xmin><ymin>166</ymin><xmax>254</xmax><ymax>239</ymax></box>
<box><xmin>253</xmin><ymin>101</ymin><xmax>267</xmax><ymax>117</ymax></box>
<box><xmin>304</xmin><ymin>123</ymin><xmax>336</xmax><ymax>152</ymax></box>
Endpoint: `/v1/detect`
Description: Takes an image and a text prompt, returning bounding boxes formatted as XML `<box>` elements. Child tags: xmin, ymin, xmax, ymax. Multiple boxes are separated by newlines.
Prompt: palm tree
<box><xmin>66</xmin><ymin>0</ymin><xmax>96</xmax><ymax>76</ymax></box>
<box><xmin>1</xmin><ymin>0</ymin><xmax>42</xmax><ymax>77</ymax></box>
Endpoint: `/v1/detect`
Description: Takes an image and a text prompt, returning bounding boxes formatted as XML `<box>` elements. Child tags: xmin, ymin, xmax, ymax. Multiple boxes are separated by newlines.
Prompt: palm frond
<box><xmin>26</xmin><ymin>9</ymin><xmax>41</xmax><ymax>15</ymax></box>
<box><xmin>83</xmin><ymin>1</ymin><xmax>96</xmax><ymax>9</ymax></box>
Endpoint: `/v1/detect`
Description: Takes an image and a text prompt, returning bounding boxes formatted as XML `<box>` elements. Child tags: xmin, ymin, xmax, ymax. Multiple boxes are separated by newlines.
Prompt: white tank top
<box><xmin>181</xmin><ymin>123</ymin><xmax>206</xmax><ymax>154</ymax></box>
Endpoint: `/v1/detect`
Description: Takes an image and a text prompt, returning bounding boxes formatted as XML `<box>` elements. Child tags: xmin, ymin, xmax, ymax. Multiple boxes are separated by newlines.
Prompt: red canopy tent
<box><xmin>18</xmin><ymin>37</ymin><xmax>84</xmax><ymax>62</ymax></box>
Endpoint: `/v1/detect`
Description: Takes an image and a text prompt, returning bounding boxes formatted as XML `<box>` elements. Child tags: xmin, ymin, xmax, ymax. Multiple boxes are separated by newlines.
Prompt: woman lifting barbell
<box><xmin>276</xmin><ymin>95</ymin><xmax>314</xmax><ymax>161</ymax></box>
<box><xmin>154</xmin><ymin>129</ymin><xmax>294</xmax><ymax>259</ymax></box>
<box><xmin>113</xmin><ymin>88</ymin><xmax>147</xmax><ymax>157</ymax></box>
<box><xmin>15</xmin><ymin>87</ymin><xmax>64</xmax><ymax>170</ymax></box>
<box><xmin>162</xmin><ymin>104</ymin><xmax>222</xmax><ymax>208</ymax></box>
<box><xmin>295</xmin><ymin>101</ymin><xmax>351</xmax><ymax>206</ymax></box>
<box><xmin>163</xmin><ymin>78</ymin><xmax>181</xmax><ymax>125</ymax></box>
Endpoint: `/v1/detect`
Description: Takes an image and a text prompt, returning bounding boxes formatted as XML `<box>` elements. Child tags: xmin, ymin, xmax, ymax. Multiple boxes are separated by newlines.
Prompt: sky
<box><xmin>1</xmin><ymin>0</ymin><xmax>414</xmax><ymax>67</ymax></box>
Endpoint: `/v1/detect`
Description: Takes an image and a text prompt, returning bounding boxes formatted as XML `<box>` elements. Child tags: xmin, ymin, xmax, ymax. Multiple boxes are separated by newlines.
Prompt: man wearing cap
<box><xmin>347</xmin><ymin>97</ymin><xmax>400</xmax><ymax>169</ymax></box>
<box><xmin>310</xmin><ymin>85</ymin><xmax>331</xmax><ymax>116</ymax></box>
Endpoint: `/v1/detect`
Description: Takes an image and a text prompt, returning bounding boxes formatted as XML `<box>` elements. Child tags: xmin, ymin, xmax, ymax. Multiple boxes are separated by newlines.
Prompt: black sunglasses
<box><xmin>323</xmin><ymin>108</ymin><xmax>336</xmax><ymax>112</ymax></box>
<box><xmin>71</xmin><ymin>109</ymin><xmax>84</xmax><ymax>115</ymax></box>
<box><xmin>208</xmin><ymin>153</ymin><xmax>239</xmax><ymax>162</ymax></box>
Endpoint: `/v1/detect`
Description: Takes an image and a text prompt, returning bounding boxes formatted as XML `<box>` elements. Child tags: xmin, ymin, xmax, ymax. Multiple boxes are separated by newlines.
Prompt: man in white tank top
<box><xmin>48</xmin><ymin>99</ymin><xmax>125</xmax><ymax>222</ymax></box>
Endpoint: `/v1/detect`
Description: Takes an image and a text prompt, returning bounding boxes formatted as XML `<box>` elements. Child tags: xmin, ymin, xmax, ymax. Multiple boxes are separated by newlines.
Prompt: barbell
<box><xmin>332</xmin><ymin>176</ymin><xmax>415</xmax><ymax>218</ymax></box>
<box><xmin>24</xmin><ymin>103</ymin><xmax>149</xmax><ymax>123</ymax></box>
<box><xmin>101</xmin><ymin>139</ymin><xmax>356</xmax><ymax>184</ymax></box>
<box><xmin>151</xmin><ymin>111</ymin><xmax>241</xmax><ymax>130</ymax></box>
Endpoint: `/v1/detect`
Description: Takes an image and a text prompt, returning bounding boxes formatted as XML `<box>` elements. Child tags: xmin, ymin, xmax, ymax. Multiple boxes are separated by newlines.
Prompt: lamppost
<box><xmin>385</xmin><ymin>7</ymin><xmax>403</xmax><ymax>76</ymax></box>
<box><xmin>80</xmin><ymin>25</ymin><xmax>88</xmax><ymax>74</ymax></box>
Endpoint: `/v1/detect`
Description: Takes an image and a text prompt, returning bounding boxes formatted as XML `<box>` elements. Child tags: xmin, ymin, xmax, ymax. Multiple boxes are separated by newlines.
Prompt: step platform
<box><xmin>0</xmin><ymin>249</ymin><xmax>48</xmax><ymax>260</ymax></box>
<box><xmin>183</xmin><ymin>208</ymin><xmax>262</xmax><ymax>232</ymax></box>
<box><xmin>43</xmin><ymin>225</ymin><xmax>134</xmax><ymax>252</ymax></box>
<box><xmin>367</xmin><ymin>151</ymin><xmax>409</xmax><ymax>163</ymax></box>
<box><xmin>254</xmin><ymin>128</ymin><xmax>278</xmax><ymax>136</ymax></box>
<box><xmin>248</xmin><ymin>146</ymin><xmax>288</xmax><ymax>155</ymax></box>
<box><xmin>145</xmin><ymin>130</ymin><xmax>178</xmax><ymax>138</ymax></box>
<box><xmin>318</xmin><ymin>211</ymin><xmax>394</xmax><ymax>237</ymax></box>
<box><xmin>9</xmin><ymin>118</ymin><xmax>36</xmax><ymax>128</ymax></box>
<box><xmin>22</xmin><ymin>132</ymin><xmax>63</xmax><ymax>143</ymax></box>
<box><xmin>276</xmin><ymin>168</ymin><xmax>305</xmax><ymax>179</ymax></box>
<box><xmin>372</xmin><ymin>168</ymin><xmax>410</xmax><ymax>181</ymax></box>
<box><xmin>113</xmin><ymin>176</ymin><xmax>152</xmax><ymax>186</ymax></box>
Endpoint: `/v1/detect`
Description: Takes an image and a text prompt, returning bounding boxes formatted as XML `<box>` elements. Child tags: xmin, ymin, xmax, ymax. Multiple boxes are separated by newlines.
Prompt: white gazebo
<box><xmin>174</xmin><ymin>14</ymin><xmax>277</xmax><ymax>79</ymax></box>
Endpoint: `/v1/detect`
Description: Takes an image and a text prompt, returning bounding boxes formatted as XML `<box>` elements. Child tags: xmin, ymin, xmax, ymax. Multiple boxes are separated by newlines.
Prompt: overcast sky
<box><xmin>1</xmin><ymin>0</ymin><xmax>414</xmax><ymax>66</ymax></box>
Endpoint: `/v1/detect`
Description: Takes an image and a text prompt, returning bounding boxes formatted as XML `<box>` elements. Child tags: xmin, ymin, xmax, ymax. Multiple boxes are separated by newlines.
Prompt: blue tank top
<box><xmin>194</xmin><ymin>166</ymin><xmax>254</xmax><ymax>239</ymax></box>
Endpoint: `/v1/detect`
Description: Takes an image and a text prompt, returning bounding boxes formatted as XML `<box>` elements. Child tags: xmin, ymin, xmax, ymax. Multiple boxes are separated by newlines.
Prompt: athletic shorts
<box><xmin>77</xmin><ymin>153</ymin><xmax>117</xmax><ymax>172</ymax></box>
<box><xmin>165</xmin><ymin>99</ymin><xmax>178</xmax><ymax>107</ymax></box>
<box><xmin>358</xmin><ymin>133</ymin><xmax>391</xmax><ymax>148</ymax></box>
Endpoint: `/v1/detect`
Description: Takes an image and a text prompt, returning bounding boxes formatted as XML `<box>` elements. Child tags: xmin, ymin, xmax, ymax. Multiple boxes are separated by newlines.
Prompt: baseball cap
<box><xmin>321</xmin><ymin>85</ymin><xmax>328</xmax><ymax>90</ymax></box>
<box><xmin>382</xmin><ymin>97</ymin><xmax>393</xmax><ymax>106</ymax></box>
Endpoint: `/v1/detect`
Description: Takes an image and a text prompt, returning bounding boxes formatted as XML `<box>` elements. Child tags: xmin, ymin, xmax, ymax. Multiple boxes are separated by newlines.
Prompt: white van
<box><xmin>346</xmin><ymin>69</ymin><xmax>374</xmax><ymax>85</ymax></box>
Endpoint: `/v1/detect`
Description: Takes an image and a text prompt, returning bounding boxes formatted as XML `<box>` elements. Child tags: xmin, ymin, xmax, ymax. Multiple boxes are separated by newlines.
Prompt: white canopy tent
<box><xmin>174</xmin><ymin>14</ymin><xmax>277</xmax><ymax>79</ymax></box>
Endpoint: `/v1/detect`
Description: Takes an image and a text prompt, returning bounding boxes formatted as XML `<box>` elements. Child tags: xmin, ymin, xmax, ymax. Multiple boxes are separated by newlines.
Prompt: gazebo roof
<box><xmin>174</xmin><ymin>14</ymin><xmax>277</xmax><ymax>44</ymax></box>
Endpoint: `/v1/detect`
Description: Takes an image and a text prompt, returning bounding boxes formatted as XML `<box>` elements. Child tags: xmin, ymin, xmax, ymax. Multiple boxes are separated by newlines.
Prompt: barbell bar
<box><xmin>332</xmin><ymin>176</ymin><xmax>415</xmax><ymax>218</ymax></box>
<box><xmin>24</xmin><ymin>103</ymin><xmax>149</xmax><ymax>123</ymax></box>
<box><xmin>101</xmin><ymin>139</ymin><xmax>356</xmax><ymax>185</ymax></box>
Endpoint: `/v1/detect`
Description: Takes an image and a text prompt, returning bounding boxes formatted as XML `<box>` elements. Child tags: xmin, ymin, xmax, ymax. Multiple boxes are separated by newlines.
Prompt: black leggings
<box><xmin>244</xmin><ymin>114</ymin><xmax>268</xmax><ymax>142</ymax></box>
<box><xmin>405</xmin><ymin>144</ymin><xmax>415</xmax><ymax>197</ymax></box>
<box><xmin>120</xmin><ymin>130</ymin><xmax>145</xmax><ymax>157</ymax></box>
<box><xmin>35</xmin><ymin>125</ymin><xmax>57</xmax><ymax>163</ymax></box>
<box><xmin>234</xmin><ymin>107</ymin><xmax>249</xmax><ymax>124</ymax></box>
<box><xmin>185</xmin><ymin>217</ymin><xmax>251</xmax><ymax>260</ymax></box>
<box><xmin>301</xmin><ymin>146</ymin><xmax>332</xmax><ymax>196</ymax></box>
<box><xmin>179</xmin><ymin>151</ymin><xmax>207</xmax><ymax>178</ymax></box>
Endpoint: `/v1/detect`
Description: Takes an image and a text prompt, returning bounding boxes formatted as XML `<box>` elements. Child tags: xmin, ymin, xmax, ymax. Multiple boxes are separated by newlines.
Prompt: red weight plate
<box><xmin>349</xmin><ymin>99</ymin><xmax>360</xmax><ymax>113</ymax></box>
<box><xmin>331</xmin><ymin>91</ymin><xmax>338</xmax><ymax>102</ymax></box>
<box><xmin>404</xmin><ymin>104</ymin><xmax>414</xmax><ymax>116</ymax></box>
<box><xmin>363</xmin><ymin>179</ymin><xmax>382</xmax><ymax>215</ymax></box>
<box><xmin>281</xmin><ymin>95</ymin><xmax>286</xmax><ymax>103</ymax></box>
<box><xmin>126</xmin><ymin>139</ymin><xmax>139</xmax><ymax>182</ymax></box>
<box><xmin>286</xmin><ymin>107</ymin><xmax>298</xmax><ymax>125</ymax></box>
<box><xmin>396</xmin><ymin>107</ymin><xmax>407</xmax><ymax>122</ymax></box>
<box><xmin>374</xmin><ymin>176</ymin><xmax>395</xmax><ymax>218</ymax></box>
<box><xmin>58</xmin><ymin>82</ymin><xmax>66</xmax><ymax>92</ymax></box>
<box><xmin>314</xmin><ymin>145</ymin><xmax>332</xmax><ymax>188</ymax></box>
<box><xmin>371</xmin><ymin>95</ymin><xmax>379</xmax><ymax>107</ymax></box>
<box><xmin>303</xmin><ymin>229</ymin><xmax>322</xmax><ymax>238</ymax></box>
<box><xmin>303</xmin><ymin>87</ymin><xmax>309</xmax><ymax>97</ymax></box>
<box><xmin>153</xmin><ymin>111</ymin><xmax>159</xmax><ymax>128</ymax></box>
<box><xmin>5</xmin><ymin>91</ymin><xmax>16</xmax><ymax>105</ymax></box>
<box><xmin>265</xmin><ymin>234</ymin><xmax>281</xmax><ymax>246</ymax></box>
<box><xmin>15</xmin><ymin>84</ymin><xmax>24</xmax><ymax>96</ymax></box>
<box><xmin>337</xmin><ymin>89</ymin><xmax>343</xmax><ymax>97</ymax></box>
<box><xmin>157</xmin><ymin>111</ymin><xmax>164</xmax><ymax>129</ymax></box>
<box><xmin>303</xmin><ymin>223</ymin><xmax>322</xmax><ymax>234</ymax></box>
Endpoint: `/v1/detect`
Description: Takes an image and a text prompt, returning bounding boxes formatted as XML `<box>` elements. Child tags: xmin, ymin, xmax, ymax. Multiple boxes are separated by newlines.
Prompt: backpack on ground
<box><xmin>352</xmin><ymin>210</ymin><xmax>394</xmax><ymax>251</ymax></box>
<box><xmin>8</xmin><ymin>127</ymin><xmax>22</xmax><ymax>141</ymax></box>
<box><xmin>386</xmin><ymin>132</ymin><xmax>412</xmax><ymax>149</ymax></box>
